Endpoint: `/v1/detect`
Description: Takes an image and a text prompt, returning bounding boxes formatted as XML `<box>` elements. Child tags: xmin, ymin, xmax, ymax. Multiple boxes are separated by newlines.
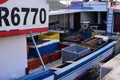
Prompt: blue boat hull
<box><xmin>55</xmin><ymin>41</ymin><xmax>116</xmax><ymax>80</ymax></box>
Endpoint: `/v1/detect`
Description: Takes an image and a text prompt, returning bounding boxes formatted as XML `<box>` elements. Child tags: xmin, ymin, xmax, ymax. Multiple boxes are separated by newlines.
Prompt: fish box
<box><xmin>28</xmin><ymin>39</ymin><xmax>59</xmax><ymax>57</ymax></box>
<box><xmin>38</xmin><ymin>32</ymin><xmax>60</xmax><ymax>41</ymax></box>
<box><xmin>62</xmin><ymin>45</ymin><xmax>90</xmax><ymax>62</ymax></box>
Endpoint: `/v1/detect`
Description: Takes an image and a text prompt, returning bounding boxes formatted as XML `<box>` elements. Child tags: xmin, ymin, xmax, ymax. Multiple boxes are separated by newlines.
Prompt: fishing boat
<box><xmin>20</xmin><ymin>1</ymin><xmax>119</xmax><ymax>80</ymax></box>
<box><xmin>24</xmin><ymin>34</ymin><xmax>116</xmax><ymax>80</ymax></box>
<box><xmin>0</xmin><ymin>0</ymin><xmax>120</xmax><ymax>80</ymax></box>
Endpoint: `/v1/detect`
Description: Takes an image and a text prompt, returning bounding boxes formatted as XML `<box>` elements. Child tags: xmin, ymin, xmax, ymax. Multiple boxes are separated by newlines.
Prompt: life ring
<box><xmin>81</xmin><ymin>24</ymin><xmax>88</xmax><ymax>30</ymax></box>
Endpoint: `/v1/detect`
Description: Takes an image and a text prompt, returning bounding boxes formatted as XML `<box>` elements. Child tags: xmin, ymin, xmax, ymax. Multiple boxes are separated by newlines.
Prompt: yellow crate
<box><xmin>38</xmin><ymin>34</ymin><xmax>45</xmax><ymax>40</ymax></box>
<box><xmin>38</xmin><ymin>32</ymin><xmax>60</xmax><ymax>41</ymax></box>
<box><xmin>44</xmin><ymin>32</ymin><xmax>60</xmax><ymax>41</ymax></box>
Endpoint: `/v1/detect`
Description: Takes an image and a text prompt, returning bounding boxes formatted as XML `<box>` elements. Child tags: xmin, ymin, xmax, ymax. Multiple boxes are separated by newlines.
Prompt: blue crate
<box><xmin>62</xmin><ymin>45</ymin><xmax>90</xmax><ymax>62</ymax></box>
<box><xmin>28</xmin><ymin>40</ymin><xmax>59</xmax><ymax>57</ymax></box>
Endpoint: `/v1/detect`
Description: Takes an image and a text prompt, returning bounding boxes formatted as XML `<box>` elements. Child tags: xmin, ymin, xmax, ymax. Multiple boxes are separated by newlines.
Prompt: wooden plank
<box><xmin>51</xmin><ymin>67</ymin><xmax>61</xmax><ymax>71</ymax></box>
<box><xmin>81</xmin><ymin>37</ymin><xmax>103</xmax><ymax>47</ymax></box>
<box><xmin>66</xmin><ymin>61</ymin><xmax>75</xmax><ymax>63</ymax></box>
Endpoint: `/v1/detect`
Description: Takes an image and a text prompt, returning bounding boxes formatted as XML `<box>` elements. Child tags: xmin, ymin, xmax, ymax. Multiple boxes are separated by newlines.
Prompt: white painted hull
<box><xmin>55</xmin><ymin>41</ymin><xmax>116</xmax><ymax>80</ymax></box>
<box><xmin>58</xmin><ymin>47</ymin><xmax>113</xmax><ymax>80</ymax></box>
<box><xmin>19</xmin><ymin>41</ymin><xmax>116</xmax><ymax>80</ymax></box>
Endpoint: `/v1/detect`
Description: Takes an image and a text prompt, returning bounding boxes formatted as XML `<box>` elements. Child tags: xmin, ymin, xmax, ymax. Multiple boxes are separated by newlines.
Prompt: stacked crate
<box><xmin>38</xmin><ymin>32</ymin><xmax>60</xmax><ymax>41</ymax></box>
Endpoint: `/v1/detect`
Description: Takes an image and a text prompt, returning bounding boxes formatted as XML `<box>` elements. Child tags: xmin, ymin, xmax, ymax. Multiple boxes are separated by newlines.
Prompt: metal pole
<box><xmin>30</xmin><ymin>32</ymin><xmax>46</xmax><ymax>70</ymax></box>
<box><xmin>64</xmin><ymin>14</ymin><xmax>65</xmax><ymax>29</ymax></box>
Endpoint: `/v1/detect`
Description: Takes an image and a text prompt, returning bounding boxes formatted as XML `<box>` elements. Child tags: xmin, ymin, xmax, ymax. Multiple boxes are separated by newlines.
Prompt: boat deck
<box><xmin>27</xmin><ymin>37</ymin><xmax>112</xmax><ymax>74</ymax></box>
<box><xmin>29</xmin><ymin>58</ymin><xmax>62</xmax><ymax>74</ymax></box>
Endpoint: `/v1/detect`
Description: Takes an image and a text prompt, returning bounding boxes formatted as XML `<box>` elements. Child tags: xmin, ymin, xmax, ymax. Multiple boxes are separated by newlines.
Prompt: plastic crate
<box><xmin>62</xmin><ymin>45</ymin><xmax>90</xmax><ymax>62</ymax></box>
<box><xmin>28</xmin><ymin>39</ymin><xmax>59</xmax><ymax>57</ymax></box>
<box><xmin>37</xmin><ymin>34</ymin><xmax>44</xmax><ymax>40</ymax></box>
<box><xmin>38</xmin><ymin>32</ymin><xmax>60</xmax><ymax>41</ymax></box>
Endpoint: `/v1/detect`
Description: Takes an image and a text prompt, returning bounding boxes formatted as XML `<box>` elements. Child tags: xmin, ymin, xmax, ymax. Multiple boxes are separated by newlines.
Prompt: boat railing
<box><xmin>83</xmin><ymin>2</ymin><xmax>107</xmax><ymax>10</ymax></box>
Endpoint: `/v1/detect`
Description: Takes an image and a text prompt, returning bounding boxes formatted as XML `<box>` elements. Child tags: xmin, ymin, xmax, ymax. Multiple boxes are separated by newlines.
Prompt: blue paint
<box><xmin>19</xmin><ymin>41</ymin><xmax>116</xmax><ymax>80</ymax></box>
<box><xmin>54</xmin><ymin>41</ymin><xmax>116</xmax><ymax>79</ymax></box>
<box><xmin>28</xmin><ymin>43</ymin><xmax>58</xmax><ymax>57</ymax></box>
<box><xmin>66</xmin><ymin>1</ymin><xmax>93</xmax><ymax>9</ymax></box>
<box><xmin>81</xmin><ymin>29</ymin><xmax>91</xmax><ymax>41</ymax></box>
<box><xmin>17</xmin><ymin>70</ymin><xmax>54</xmax><ymax>80</ymax></box>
